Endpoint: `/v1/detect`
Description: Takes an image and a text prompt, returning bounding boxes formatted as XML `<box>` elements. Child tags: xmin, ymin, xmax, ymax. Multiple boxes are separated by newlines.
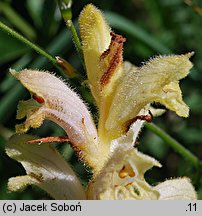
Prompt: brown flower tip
<box><xmin>123</xmin><ymin>111</ymin><xmax>153</xmax><ymax>133</ymax></box>
<box><xmin>100</xmin><ymin>32</ymin><xmax>126</xmax><ymax>87</ymax></box>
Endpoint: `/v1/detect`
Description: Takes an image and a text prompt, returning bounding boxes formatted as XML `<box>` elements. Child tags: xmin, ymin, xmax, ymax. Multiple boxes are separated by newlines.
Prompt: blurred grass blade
<box><xmin>41</xmin><ymin>1</ymin><xmax>59</xmax><ymax>37</ymax></box>
<box><xmin>0</xmin><ymin>31</ymin><xmax>29</xmax><ymax>65</ymax></box>
<box><xmin>0</xmin><ymin>84</ymin><xmax>25</xmax><ymax>124</ymax></box>
<box><xmin>26</xmin><ymin>0</ymin><xmax>44</xmax><ymax>28</ymax></box>
<box><xmin>29</xmin><ymin>29</ymin><xmax>72</xmax><ymax>68</ymax></box>
<box><xmin>0</xmin><ymin>2</ymin><xmax>36</xmax><ymax>39</ymax></box>
<box><xmin>105</xmin><ymin>11</ymin><xmax>171</xmax><ymax>54</ymax></box>
<box><xmin>0</xmin><ymin>55</ymin><xmax>32</xmax><ymax>92</ymax></box>
<box><xmin>0</xmin><ymin>21</ymin><xmax>56</xmax><ymax>64</ymax></box>
<box><xmin>143</xmin><ymin>0</ymin><xmax>164</xmax><ymax>30</ymax></box>
<box><xmin>0</xmin><ymin>21</ymin><xmax>67</xmax><ymax>77</ymax></box>
<box><xmin>0</xmin><ymin>29</ymin><xmax>72</xmax><ymax>124</ymax></box>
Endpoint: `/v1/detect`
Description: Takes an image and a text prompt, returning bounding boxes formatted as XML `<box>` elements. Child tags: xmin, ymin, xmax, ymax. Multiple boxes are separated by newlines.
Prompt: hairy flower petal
<box><xmin>154</xmin><ymin>178</ymin><xmax>197</xmax><ymax>200</ymax></box>
<box><xmin>11</xmin><ymin>69</ymin><xmax>99</xmax><ymax>168</ymax></box>
<box><xmin>79</xmin><ymin>5</ymin><xmax>129</xmax><ymax>147</ymax></box>
<box><xmin>79</xmin><ymin>4</ymin><xmax>111</xmax><ymax>104</ymax></box>
<box><xmin>105</xmin><ymin>53</ymin><xmax>193</xmax><ymax>137</ymax></box>
<box><xmin>87</xmin><ymin>144</ymin><xmax>161</xmax><ymax>200</ymax></box>
<box><xmin>8</xmin><ymin>175</ymin><xmax>39</xmax><ymax>192</ymax></box>
<box><xmin>79</xmin><ymin>5</ymin><xmax>125</xmax><ymax>105</ymax></box>
<box><xmin>6</xmin><ymin>134</ymin><xmax>86</xmax><ymax>200</ymax></box>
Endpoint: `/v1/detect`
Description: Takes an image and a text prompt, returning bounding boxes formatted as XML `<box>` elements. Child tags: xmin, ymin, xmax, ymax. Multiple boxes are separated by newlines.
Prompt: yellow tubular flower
<box><xmin>6</xmin><ymin>4</ymin><xmax>197</xmax><ymax>200</ymax></box>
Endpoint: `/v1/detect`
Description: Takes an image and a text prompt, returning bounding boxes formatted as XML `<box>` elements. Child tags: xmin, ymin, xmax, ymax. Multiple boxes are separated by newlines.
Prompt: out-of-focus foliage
<box><xmin>0</xmin><ymin>0</ymin><xmax>202</xmax><ymax>199</ymax></box>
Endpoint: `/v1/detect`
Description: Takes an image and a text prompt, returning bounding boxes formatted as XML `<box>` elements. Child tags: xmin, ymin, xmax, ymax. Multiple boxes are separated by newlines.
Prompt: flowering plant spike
<box><xmin>6</xmin><ymin>4</ymin><xmax>197</xmax><ymax>200</ymax></box>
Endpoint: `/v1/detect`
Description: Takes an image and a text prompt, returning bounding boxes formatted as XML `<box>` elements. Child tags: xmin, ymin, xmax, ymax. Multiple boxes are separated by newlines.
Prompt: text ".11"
<box><xmin>186</xmin><ymin>203</ymin><xmax>197</xmax><ymax>212</ymax></box>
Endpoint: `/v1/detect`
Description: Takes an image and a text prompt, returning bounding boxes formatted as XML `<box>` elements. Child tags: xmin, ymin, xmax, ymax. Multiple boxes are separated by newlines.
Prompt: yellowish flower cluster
<box><xmin>6</xmin><ymin>4</ymin><xmax>197</xmax><ymax>200</ymax></box>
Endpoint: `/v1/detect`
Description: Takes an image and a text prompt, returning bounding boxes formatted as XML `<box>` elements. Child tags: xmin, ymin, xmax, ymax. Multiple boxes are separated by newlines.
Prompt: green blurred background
<box><xmin>0</xmin><ymin>0</ymin><xmax>202</xmax><ymax>199</ymax></box>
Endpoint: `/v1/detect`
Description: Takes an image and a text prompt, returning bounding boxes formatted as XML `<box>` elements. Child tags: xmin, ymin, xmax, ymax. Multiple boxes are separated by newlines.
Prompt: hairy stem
<box><xmin>57</xmin><ymin>0</ymin><xmax>85</xmax><ymax>67</ymax></box>
<box><xmin>66</xmin><ymin>20</ymin><xmax>84</xmax><ymax>65</ymax></box>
